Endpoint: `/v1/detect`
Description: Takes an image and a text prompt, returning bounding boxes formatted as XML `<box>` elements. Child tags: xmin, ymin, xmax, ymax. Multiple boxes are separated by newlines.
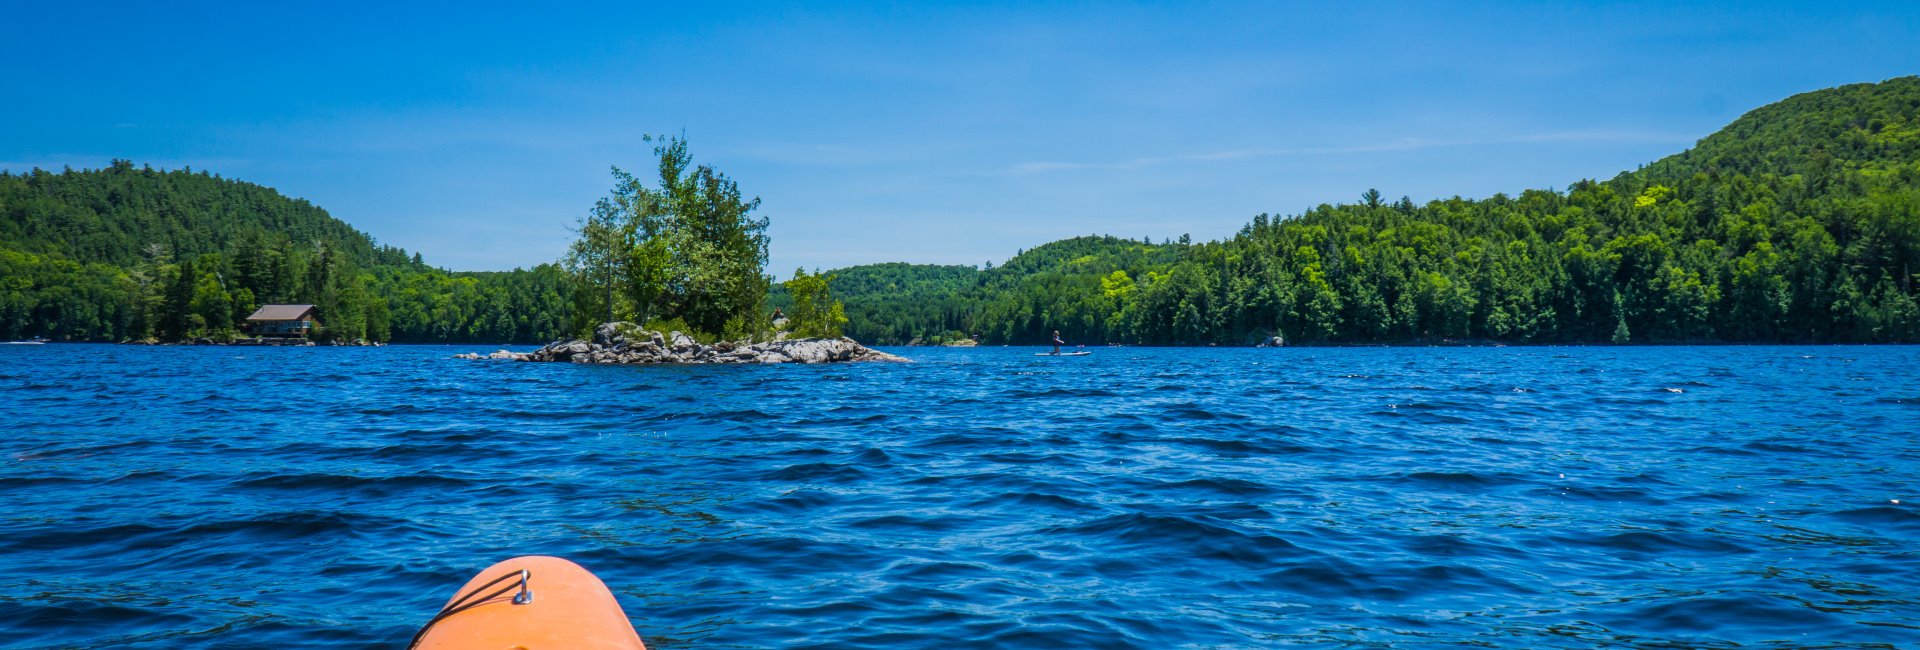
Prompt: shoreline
<box><xmin>457</xmin><ymin>322</ymin><xmax>910</xmax><ymax>365</ymax></box>
<box><xmin>118</xmin><ymin>338</ymin><xmax>385</xmax><ymax>347</ymax></box>
<box><xmin>3</xmin><ymin>339</ymin><xmax>1914</xmax><ymax>349</ymax></box>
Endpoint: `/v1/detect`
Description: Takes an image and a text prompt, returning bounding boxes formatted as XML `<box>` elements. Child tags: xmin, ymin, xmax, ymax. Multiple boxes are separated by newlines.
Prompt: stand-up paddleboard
<box><xmin>410</xmin><ymin>556</ymin><xmax>647</xmax><ymax>650</ymax></box>
<box><xmin>1036</xmin><ymin>351</ymin><xmax>1092</xmax><ymax>356</ymax></box>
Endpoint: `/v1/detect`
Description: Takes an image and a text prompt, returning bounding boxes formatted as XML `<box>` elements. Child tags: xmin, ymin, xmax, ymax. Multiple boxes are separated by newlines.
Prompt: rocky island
<box><xmin>457</xmin><ymin>322</ymin><xmax>908</xmax><ymax>365</ymax></box>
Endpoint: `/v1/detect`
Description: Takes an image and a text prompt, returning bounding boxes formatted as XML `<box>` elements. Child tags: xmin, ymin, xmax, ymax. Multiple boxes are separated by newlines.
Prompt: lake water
<box><xmin>3</xmin><ymin>344</ymin><xmax>1918</xmax><ymax>648</ymax></box>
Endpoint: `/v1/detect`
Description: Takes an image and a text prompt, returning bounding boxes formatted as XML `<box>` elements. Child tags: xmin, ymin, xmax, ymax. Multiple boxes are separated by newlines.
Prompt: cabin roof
<box><xmin>246</xmin><ymin>304</ymin><xmax>318</xmax><ymax>321</ymax></box>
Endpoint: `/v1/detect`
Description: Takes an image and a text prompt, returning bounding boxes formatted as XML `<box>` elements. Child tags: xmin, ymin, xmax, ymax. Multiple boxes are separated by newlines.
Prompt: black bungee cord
<box><xmin>405</xmin><ymin>568</ymin><xmax>534</xmax><ymax>649</ymax></box>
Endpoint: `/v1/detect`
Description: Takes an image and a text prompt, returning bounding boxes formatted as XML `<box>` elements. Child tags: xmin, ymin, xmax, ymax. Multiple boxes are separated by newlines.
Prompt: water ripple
<box><xmin>2</xmin><ymin>344</ymin><xmax>1918</xmax><ymax>647</ymax></box>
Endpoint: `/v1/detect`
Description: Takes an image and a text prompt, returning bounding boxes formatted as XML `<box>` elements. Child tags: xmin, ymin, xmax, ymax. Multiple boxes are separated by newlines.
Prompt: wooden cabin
<box><xmin>246</xmin><ymin>304</ymin><xmax>321</xmax><ymax>338</ymax></box>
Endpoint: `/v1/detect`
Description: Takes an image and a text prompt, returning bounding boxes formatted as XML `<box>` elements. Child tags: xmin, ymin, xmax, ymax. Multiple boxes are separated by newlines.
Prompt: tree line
<box><xmin>1</xmin><ymin>142</ymin><xmax>825</xmax><ymax>345</ymax></box>
<box><xmin>0</xmin><ymin>162</ymin><xmax>572</xmax><ymax>342</ymax></box>
<box><xmin>5</xmin><ymin>77</ymin><xmax>1916</xmax><ymax>346</ymax></box>
<box><xmin>812</xmin><ymin>78</ymin><xmax>1920</xmax><ymax>345</ymax></box>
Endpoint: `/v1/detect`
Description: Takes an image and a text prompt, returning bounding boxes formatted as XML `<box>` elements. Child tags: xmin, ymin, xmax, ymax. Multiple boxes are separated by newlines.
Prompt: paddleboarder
<box><xmin>1051</xmin><ymin>330</ymin><xmax>1064</xmax><ymax>355</ymax></box>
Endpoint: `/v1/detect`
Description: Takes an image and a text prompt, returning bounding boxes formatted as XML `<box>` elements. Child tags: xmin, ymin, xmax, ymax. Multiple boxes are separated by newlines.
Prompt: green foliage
<box><xmin>563</xmin><ymin>136</ymin><xmax>771</xmax><ymax>341</ymax></box>
<box><xmin>0</xmin><ymin>162</ymin><xmax>571</xmax><ymax>342</ymax></box>
<box><xmin>769</xmin><ymin>262</ymin><xmax>981</xmax><ymax>344</ymax></box>
<box><xmin>0</xmin><ymin>248</ymin><xmax>137</xmax><ymax>341</ymax></box>
<box><xmin>783</xmin><ymin>267</ymin><xmax>848</xmax><ymax>338</ymax></box>
<box><xmin>971</xmin><ymin>236</ymin><xmax>1184</xmax><ymax>345</ymax></box>
<box><xmin>7</xmin><ymin>78</ymin><xmax>1919</xmax><ymax>347</ymax></box>
<box><xmin>807</xmin><ymin>76</ymin><xmax>1920</xmax><ymax>345</ymax></box>
<box><xmin>372</xmin><ymin>265</ymin><xmax>572</xmax><ymax>344</ymax></box>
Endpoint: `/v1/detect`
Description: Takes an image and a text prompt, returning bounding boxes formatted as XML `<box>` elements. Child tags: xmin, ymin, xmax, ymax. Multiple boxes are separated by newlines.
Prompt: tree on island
<box><xmin>783</xmin><ymin>268</ymin><xmax>848</xmax><ymax>338</ymax></box>
<box><xmin>564</xmin><ymin>136</ymin><xmax>772</xmax><ymax>340</ymax></box>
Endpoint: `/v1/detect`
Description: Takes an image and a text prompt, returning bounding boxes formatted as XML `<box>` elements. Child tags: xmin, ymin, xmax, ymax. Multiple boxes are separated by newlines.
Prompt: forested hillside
<box><xmin>6</xmin><ymin>77</ymin><xmax>1917</xmax><ymax>345</ymax></box>
<box><xmin>816</xmin><ymin>76</ymin><xmax>1920</xmax><ymax>345</ymax></box>
<box><xmin>769</xmin><ymin>262</ymin><xmax>982</xmax><ymax>344</ymax></box>
<box><xmin>0</xmin><ymin>161</ymin><xmax>570</xmax><ymax>342</ymax></box>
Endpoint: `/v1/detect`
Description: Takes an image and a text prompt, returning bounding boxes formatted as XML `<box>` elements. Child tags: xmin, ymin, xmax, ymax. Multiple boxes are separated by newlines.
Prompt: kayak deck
<box><xmin>412</xmin><ymin>556</ymin><xmax>646</xmax><ymax>650</ymax></box>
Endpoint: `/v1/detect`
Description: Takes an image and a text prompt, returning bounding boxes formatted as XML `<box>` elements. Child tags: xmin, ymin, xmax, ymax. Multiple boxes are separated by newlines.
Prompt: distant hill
<box><xmin>0</xmin><ymin>160</ymin><xmax>569</xmax><ymax>343</ymax></box>
<box><xmin>1641</xmin><ymin>76</ymin><xmax>1920</xmax><ymax>181</ymax></box>
<box><xmin>770</xmin><ymin>262</ymin><xmax>981</xmax><ymax>344</ymax></box>
<box><xmin>808</xmin><ymin>76</ymin><xmax>1920</xmax><ymax>345</ymax></box>
<box><xmin>770</xmin><ymin>239</ymin><xmax>1184</xmax><ymax>344</ymax></box>
<box><xmin>0</xmin><ymin>160</ymin><xmax>411</xmax><ymax>270</ymax></box>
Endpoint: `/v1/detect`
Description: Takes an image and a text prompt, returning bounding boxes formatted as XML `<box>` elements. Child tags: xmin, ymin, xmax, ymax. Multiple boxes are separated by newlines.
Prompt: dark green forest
<box><xmin>769</xmin><ymin>262</ymin><xmax>987</xmax><ymax>344</ymax></box>
<box><xmin>797</xmin><ymin>77</ymin><xmax>1920</xmax><ymax>345</ymax></box>
<box><xmin>5</xmin><ymin>77</ymin><xmax>1919</xmax><ymax>345</ymax></box>
<box><xmin>0</xmin><ymin>161</ymin><xmax>571</xmax><ymax>342</ymax></box>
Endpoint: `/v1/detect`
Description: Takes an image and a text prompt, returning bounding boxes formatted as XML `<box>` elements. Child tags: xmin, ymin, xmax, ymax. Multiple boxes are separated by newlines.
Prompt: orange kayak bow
<box><xmin>410</xmin><ymin>556</ymin><xmax>647</xmax><ymax>649</ymax></box>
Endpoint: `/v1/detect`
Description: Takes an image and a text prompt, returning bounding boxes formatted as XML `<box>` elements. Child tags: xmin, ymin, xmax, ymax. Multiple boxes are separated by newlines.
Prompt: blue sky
<box><xmin>4</xmin><ymin>2</ymin><xmax>1918</xmax><ymax>275</ymax></box>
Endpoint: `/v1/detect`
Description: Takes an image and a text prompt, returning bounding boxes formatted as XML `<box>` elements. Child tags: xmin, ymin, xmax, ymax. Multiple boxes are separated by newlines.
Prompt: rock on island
<box><xmin>457</xmin><ymin>322</ymin><xmax>908</xmax><ymax>365</ymax></box>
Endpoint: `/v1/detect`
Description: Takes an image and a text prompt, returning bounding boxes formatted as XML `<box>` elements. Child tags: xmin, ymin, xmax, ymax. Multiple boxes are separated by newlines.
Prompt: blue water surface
<box><xmin>2</xmin><ymin>344</ymin><xmax>1918</xmax><ymax>648</ymax></box>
